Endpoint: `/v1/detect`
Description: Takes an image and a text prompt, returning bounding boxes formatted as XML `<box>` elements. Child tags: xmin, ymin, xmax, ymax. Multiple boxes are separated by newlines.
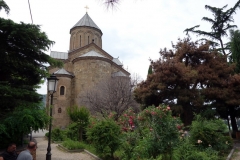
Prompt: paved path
<box><xmin>231</xmin><ymin>140</ymin><xmax>240</xmax><ymax>160</ymax></box>
<box><xmin>32</xmin><ymin>130</ymin><xmax>95</xmax><ymax>160</ymax></box>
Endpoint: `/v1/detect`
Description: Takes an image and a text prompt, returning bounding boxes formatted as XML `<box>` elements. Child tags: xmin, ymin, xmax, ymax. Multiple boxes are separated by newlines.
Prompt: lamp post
<box><xmin>46</xmin><ymin>74</ymin><xmax>58</xmax><ymax>160</ymax></box>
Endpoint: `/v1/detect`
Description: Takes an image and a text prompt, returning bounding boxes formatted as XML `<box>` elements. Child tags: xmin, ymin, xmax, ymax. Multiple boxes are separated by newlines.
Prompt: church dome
<box><xmin>70</xmin><ymin>13</ymin><xmax>102</xmax><ymax>33</ymax></box>
<box><xmin>69</xmin><ymin>13</ymin><xmax>103</xmax><ymax>50</ymax></box>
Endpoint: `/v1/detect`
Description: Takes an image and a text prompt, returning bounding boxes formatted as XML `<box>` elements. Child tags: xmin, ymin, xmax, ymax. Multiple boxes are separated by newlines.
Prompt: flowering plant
<box><xmin>119</xmin><ymin>105</ymin><xmax>182</xmax><ymax>159</ymax></box>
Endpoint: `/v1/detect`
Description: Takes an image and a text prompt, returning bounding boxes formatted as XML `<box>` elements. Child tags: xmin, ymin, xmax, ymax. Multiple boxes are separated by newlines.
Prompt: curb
<box><xmin>84</xmin><ymin>149</ymin><xmax>102</xmax><ymax>160</ymax></box>
<box><xmin>57</xmin><ymin>144</ymin><xmax>84</xmax><ymax>153</ymax></box>
<box><xmin>226</xmin><ymin>148</ymin><xmax>235</xmax><ymax>160</ymax></box>
<box><xmin>57</xmin><ymin>144</ymin><xmax>102</xmax><ymax>160</ymax></box>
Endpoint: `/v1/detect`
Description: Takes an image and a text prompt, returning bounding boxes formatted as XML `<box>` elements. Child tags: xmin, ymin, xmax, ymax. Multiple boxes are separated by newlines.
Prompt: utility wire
<box><xmin>28</xmin><ymin>0</ymin><xmax>33</xmax><ymax>24</ymax></box>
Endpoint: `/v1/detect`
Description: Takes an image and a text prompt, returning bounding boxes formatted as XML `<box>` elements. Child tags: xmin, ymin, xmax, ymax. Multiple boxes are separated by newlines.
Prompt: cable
<box><xmin>28</xmin><ymin>0</ymin><xmax>33</xmax><ymax>24</ymax></box>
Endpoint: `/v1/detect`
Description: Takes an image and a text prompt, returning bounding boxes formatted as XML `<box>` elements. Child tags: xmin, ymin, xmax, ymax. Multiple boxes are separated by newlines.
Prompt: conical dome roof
<box><xmin>71</xmin><ymin>13</ymin><xmax>101</xmax><ymax>32</ymax></box>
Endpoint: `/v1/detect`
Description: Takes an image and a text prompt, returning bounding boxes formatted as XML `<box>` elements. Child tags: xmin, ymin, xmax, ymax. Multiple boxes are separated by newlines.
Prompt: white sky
<box><xmin>1</xmin><ymin>0</ymin><xmax>240</xmax><ymax>94</ymax></box>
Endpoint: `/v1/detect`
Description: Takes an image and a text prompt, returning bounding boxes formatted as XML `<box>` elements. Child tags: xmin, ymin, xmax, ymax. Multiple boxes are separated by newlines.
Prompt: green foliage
<box><xmin>65</xmin><ymin>122</ymin><xmax>79</xmax><ymax>141</ymax></box>
<box><xmin>87</xmin><ymin>119</ymin><xmax>121</xmax><ymax>159</ymax></box>
<box><xmin>148</xmin><ymin>65</ymin><xmax>153</xmax><ymax>75</ymax></box>
<box><xmin>0</xmin><ymin>0</ymin><xmax>10</xmax><ymax>14</ymax></box>
<box><xmin>51</xmin><ymin>128</ymin><xmax>66</xmax><ymax>141</ymax></box>
<box><xmin>0</xmin><ymin>107</ymin><xmax>48</xmax><ymax>148</ymax></box>
<box><xmin>174</xmin><ymin>139</ymin><xmax>219</xmax><ymax>160</ymax></box>
<box><xmin>45</xmin><ymin>132</ymin><xmax>49</xmax><ymax>137</ymax></box>
<box><xmin>0</xmin><ymin>18</ymin><xmax>62</xmax><ymax>117</ymax></box>
<box><xmin>117</xmin><ymin>105</ymin><xmax>181</xmax><ymax>159</ymax></box>
<box><xmin>184</xmin><ymin>1</ymin><xmax>240</xmax><ymax>55</ymax></box>
<box><xmin>67</xmin><ymin>106</ymin><xmax>90</xmax><ymax>141</ymax></box>
<box><xmin>67</xmin><ymin>105</ymin><xmax>90</xmax><ymax>125</ymax></box>
<box><xmin>120</xmin><ymin>131</ymin><xmax>140</xmax><ymax>160</ymax></box>
<box><xmin>189</xmin><ymin>115</ymin><xmax>232</xmax><ymax>153</ymax></box>
<box><xmin>229</xmin><ymin>29</ymin><xmax>240</xmax><ymax>73</ymax></box>
<box><xmin>62</xmin><ymin>140</ymin><xmax>85</xmax><ymax>150</ymax></box>
<box><xmin>134</xmin><ymin>106</ymin><xmax>181</xmax><ymax>159</ymax></box>
<box><xmin>0</xmin><ymin>1</ymin><xmax>62</xmax><ymax>148</ymax></box>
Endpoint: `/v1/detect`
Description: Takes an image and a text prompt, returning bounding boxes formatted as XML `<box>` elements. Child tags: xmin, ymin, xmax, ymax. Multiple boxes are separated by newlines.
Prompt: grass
<box><xmin>62</xmin><ymin>140</ymin><xmax>85</xmax><ymax>150</ymax></box>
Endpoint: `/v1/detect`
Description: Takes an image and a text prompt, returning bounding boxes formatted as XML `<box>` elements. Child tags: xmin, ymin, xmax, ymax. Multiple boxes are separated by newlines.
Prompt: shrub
<box><xmin>117</xmin><ymin>105</ymin><xmax>182</xmax><ymax>159</ymax></box>
<box><xmin>45</xmin><ymin>132</ymin><xmax>49</xmax><ymax>137</ymax></box>
<box><xmin>134</xmin><ymin>105</ymin><xmax>181</xmax><ymax>159</ymax></box>
<box><xmin>67</xmin><ymin>106</ymin><xmax>90</xmax><ymax>141</ymax></box>
<box><xmin>189</xmin><ymin>115</ymin><xmax>232</xmax><ymax>153</ymax></box>
<box><xmin>120</xmin><ymin>131</ymin><xmax>140</xmax><ymax>160</ymax></box>
<box><xmin>51</xmin><ymin>128</ymin><xmax>65</xmax><ymax>141</ymax></box>
<box><xmin>65</xmin><ymin>122</ymin><xmax>79</xmax><ymax>141</ymax></box>
<box><xmin>173</xmin><ymin>138</ymin><xmax>219</xmax><ymax>160</ymax></box>
<box><xmin>62</xmin><ymin>140</ymin><xmax>85</xmax><ymax>150</ymax></box>
<box><xmin>87</xmin><ymin>119</ymin><xmax>121</xmax><ymax>159</ymax></box>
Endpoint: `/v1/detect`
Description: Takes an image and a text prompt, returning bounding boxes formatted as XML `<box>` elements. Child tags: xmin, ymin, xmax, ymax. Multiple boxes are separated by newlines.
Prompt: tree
<box><xmin>86</xmin><ymin>119</ymin><xmax>121</xmax><ymax>159</ymax></box>
<box><xmin>0</xmin><ymin>17</ymin><xmax>62</xmax><ymax>117</ymax></box>
<box><xmin>79</xmin><ymin>76</ymin><xmax>139</xmax><ymax>121</ymax></box>
<box><xmin>100</xmin><ymin>0</ymin><xmax>121</xmax><ymax>9</ymax></box>
<box><xmin>147</xmin><ymin>64</ymin><xmax>153</xmax><ymax>75</ymax></box>
<box><xmin>229</xmin><ymin>29</ymin><xmax>240</xmax><ymax>73</ymax></box>
<box><xmin>0</xmin><ymin>107</ymin><xmax>49</xmax><ymax>148</ymax></box>
<box><xmin>184</xmin><ymin>1</ymin><xmax>240</xmax><ymax>55</ymax></box>
<box><xmin>134</xmin><ymin>38</ymin><xmax>240</xmax><ymax>126</ymax></box>
<box><xmin>0</xmin><ymin>0</ymin><xmax>62</xmax><ymax>146</ymax></box>
<box><xmin>67</xmin><ymin>105</ymin><xmax>90</xmax><ymax>141</ymax></box>
<box><xmin>184</xmin><ymin>1</ymin><xmax>240</xmax><ymax>132</ymax></box>
<box><xmin>0</xmin><ymin>0</ymin><xmax>9</xmax><ymax>14</ymax></box>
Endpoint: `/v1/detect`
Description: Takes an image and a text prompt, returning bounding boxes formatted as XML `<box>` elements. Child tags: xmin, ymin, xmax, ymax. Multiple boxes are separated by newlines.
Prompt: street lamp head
<box><xmin>47</xmin><ymin>74</ymin><xmax>59</xmax><ymax>94</ymax></box>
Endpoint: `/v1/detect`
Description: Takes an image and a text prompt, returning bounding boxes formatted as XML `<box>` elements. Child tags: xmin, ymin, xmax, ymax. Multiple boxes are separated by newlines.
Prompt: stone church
<box><xmin>47</xmin><ymin>12</ymin><xmax>130</xmax><ymax>128</ymax></box>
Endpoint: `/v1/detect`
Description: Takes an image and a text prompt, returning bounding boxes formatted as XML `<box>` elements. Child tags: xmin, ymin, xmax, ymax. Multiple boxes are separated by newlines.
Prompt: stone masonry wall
<box><xmin>70</xmin><ymin>27</ymin><xmax>102</xmax><ymax>51</ymax></box>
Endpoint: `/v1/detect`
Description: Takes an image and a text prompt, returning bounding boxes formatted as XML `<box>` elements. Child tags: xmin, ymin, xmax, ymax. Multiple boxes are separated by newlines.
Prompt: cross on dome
<box><xmin>84</xmin><ymin>5</ymin><xmax>89</xmax><ymax>13</ymax></box>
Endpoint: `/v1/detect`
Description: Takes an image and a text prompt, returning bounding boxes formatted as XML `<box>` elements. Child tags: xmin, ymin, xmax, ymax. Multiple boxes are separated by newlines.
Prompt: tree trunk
<box><xmin>182</xmin><ymin>105</ymin><xmax>194</xmax><ymax>126</ymax></box>
<box><xmin>229</xmin><ymin>106</ymin><xmax>238</xmax><ymax>132</ymax></box>
<box><xmin>79</xmin><ymin>128</ymin><xmax>83</xmax><ymax>141</ymax></box>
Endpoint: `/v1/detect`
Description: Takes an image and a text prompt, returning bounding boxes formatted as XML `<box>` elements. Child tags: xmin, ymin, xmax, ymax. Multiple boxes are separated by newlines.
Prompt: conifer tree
<box><xmin>147</xmin><ymin>64</ymin><xmax>153</xmax><ymax>75</ymax></box>
<box><xmin>184</xmin><ymin>0</ymin><xmax>240</xmax><ymax>55</ymax></box>
<box><xmin>0</xmin><ymin>0</ymin><xmax>62</xmax><ymax>145</ymax></box>
<box><xmin>134</xmin><ymin>38</ymin><xmax>240</xmax><ymax>126</ymax></box>
<box><xmin>229</xmin><ymin>29</ymin><xmax>240</xmax><ymax>73</ymax></box>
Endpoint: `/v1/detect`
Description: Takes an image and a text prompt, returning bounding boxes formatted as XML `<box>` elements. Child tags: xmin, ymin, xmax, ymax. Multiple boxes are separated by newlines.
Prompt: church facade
<box><xmin>47</xmin><ymin>13</ymin><xmax>130</xmax><ymax>128</ymax></box>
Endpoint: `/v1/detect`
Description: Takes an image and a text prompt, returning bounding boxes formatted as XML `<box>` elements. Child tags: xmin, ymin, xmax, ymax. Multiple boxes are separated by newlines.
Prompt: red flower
<box><xmin>176</xmin><ymin>125</ymin><xmax>181</xmax><ymax>130</ymax></box>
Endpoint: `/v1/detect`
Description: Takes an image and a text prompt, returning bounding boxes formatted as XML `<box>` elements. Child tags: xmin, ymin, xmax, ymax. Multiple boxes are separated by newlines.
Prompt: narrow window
<box><xmin>60</xmin><ymin>86</ymin><xmax>65</xmax><ymax>95</ymax></box>
<box><xmin>80</xmin><ymin>35</ymin><xmax>81</xmax><ymax>47</ymax></box>
<box><xmin>58</xmin><ymin>108</ymin><xmax>62</xmax><ymax>113</ymax></box>
<box><xmin>73</xmin><ymin>37</ymin><xmax>75</xmax><ymax>49</ymax></box>
<box><xmin>88</xmin><ymin>36</ymin><xmax>89</xmax><ymax>44</ymax></box>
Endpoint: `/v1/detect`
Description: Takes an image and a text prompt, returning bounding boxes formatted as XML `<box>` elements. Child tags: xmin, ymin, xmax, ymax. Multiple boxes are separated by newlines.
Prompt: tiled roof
<box><xmin>71</xmin><ymin>13</ymin><xmax>101</xmax><ymax>31</ymax></box>
<box><xmin>50</xmin><ymin>51</ymin><xmax>68</xmax><ymax>59</ymax></box>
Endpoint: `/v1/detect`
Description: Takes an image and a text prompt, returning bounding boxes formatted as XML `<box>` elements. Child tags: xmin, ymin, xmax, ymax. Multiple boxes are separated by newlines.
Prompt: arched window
<box><xmin>60</xmin><ymin>86</ymin><xmax>65</xmax><ymax>95</ymax></box>
<box><xmin>58</xmin><ymin>108</ymin><xmax>62</xmax><ymax>113</ymax></box>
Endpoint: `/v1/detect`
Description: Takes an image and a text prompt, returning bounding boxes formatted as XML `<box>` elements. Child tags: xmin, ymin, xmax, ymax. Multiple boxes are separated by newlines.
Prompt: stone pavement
<box><xmin>231</xmin><ymin>140</ymin><xmax>240</xmax><ymax>160</ymax></box>
<box><xmin>32</xmin><ymin>130</ymin><xmax>95</xmax><ymax>160</ymax></box>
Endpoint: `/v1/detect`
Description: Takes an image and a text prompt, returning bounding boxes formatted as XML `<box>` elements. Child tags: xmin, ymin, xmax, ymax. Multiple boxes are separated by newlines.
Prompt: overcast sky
<box><xmin>1</xmin><ymin>0</ymin><xmax>240</xmax><ymax>94</ymax></box>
